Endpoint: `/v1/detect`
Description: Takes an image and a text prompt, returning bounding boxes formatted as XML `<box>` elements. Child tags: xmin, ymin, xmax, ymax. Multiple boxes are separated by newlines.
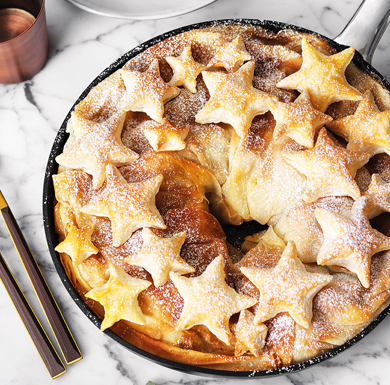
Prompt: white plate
<box><xmin>65</xmin><ymin>0</ymin><xmax>216</xmax><ymax>19</ymax></box>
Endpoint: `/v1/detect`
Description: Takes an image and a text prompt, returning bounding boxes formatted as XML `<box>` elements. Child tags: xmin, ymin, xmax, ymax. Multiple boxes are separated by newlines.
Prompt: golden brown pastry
<box><xmin>52</xmin><ymin>22</ymin><xmax>390</xmax><ymax>372</ymax></box>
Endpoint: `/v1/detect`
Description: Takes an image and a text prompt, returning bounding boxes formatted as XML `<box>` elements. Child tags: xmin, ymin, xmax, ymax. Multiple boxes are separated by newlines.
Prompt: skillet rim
<box><xmin>42</xmin><ymin>18</ymin><xmax>390</xmax><ymax>378</ymax></box>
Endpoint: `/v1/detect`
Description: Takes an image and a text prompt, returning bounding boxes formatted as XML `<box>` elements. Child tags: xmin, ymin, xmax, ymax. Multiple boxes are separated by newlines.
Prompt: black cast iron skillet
<box><xmin>43</xmin><ymin>0</ymin><xmax>390</xmax><ymax>378</ymax></box>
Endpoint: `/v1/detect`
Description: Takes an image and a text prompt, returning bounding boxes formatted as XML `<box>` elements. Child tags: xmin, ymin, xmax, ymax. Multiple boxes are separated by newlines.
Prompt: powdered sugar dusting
<box><xmin>51</xmin><ymin>21</ymin><xmax>390</xmax><ymax>372</ymax></box>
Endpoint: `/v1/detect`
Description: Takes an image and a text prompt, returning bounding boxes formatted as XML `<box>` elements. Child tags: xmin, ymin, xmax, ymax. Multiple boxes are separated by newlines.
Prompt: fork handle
<box><xmin>0</xmin><ymin>194</ymin><xmax>82</xmax><ymax>365</ymax></box>
<box><xmin>0</xmin><ymin>253</ymin><xmax>66</xmax><ymax>379</ymax></box>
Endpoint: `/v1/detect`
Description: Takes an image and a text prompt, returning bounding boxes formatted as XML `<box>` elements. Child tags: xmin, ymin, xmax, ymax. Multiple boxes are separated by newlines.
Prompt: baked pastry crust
<box><xmin>52</xmin><ymin>23</ymin><xmax>390</xmax><ymax>371</ymax></box>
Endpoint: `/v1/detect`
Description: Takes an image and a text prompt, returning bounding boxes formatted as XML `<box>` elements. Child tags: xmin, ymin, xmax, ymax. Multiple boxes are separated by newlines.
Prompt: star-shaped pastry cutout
<box><xmin>56</xmin><ymin>111</ymin><xmax>138</xmax><ymax>189</ymax></box>
<box><xmin>142</xmin><ymin>118</ymin><xmax>189</xmax><ymax>152</ymax></box>
<box><xmin>55</xmin><ymin>221</ymin><xmax>98</xmax><ymax>266</ymax></box>
<box><xmin>81</xmin><ymin>164</ymin><xmax>165</xmax><ymax>247</ymax></box>
<box><xmin>240</xmin><ymin>241</ymin><xmax>332</xmax><ymax>328</ymax></box>
<box><xmin>86</xmin><ymin>261</ymin><xmax>151</xmax><ymax>330</ymax></box>
<box><xmin>125</xmin><ymin>228</ymin><xmax>194</xmax><ymax>288</ymax></box>
<box><xmin>195</xmin><ymin>60</ymin><xmax>276</xmax><ymax>137</ymax></box>
<box><xmin>166</xmin><ymin>46</ymin><xmax>206</xmax><ymax>93</ymax></box>
<box><xmin>207</xmin><ymin>35</ymin><xmax>252</xmax><ymax>73</ymax></box>
<box><xmin>170</xmin><ymin>255</ymin><xmax>257</xmax><ymax>345</ymax></box>
<box><xmin>283</xmin><ymin>128</ymin><xmax>370</xmax><ymax>202</ymax></box>
<box><xmin>234</xmin><ymin>310</ymin><xmax>268</xmax><ymax>357</ymax></box>
<box><xmin>327</xmin><ymin>90</ymin><xmax>390</xmax><ymax>156</ymax></box>
<box><xmin>121</xmin><ymin>59</ymin><xmax>180</xmax><ymax>123</ymax></box>
<box><xmin>315</xmin><ymin>207</ymin><xmax>390</xmax><ymax>288</ymax></box>
<box><xmin>360</xmin><ymin>174</ymin><xmax>390</xmax><ymax>219</ymax></box>
<box><xmin>276</xmin><ymin>38</ymin><xmax>362</xmax><ymax>112</ymax></box>
<box><xmin>270</xmin><ymin>90</ymin><xmax>333</xmax><ymax>148</ymax></box>
<box><xmin>53</xmin><ymin>170</ymin><xmax>94</xmax><ymax>212</ymax></box>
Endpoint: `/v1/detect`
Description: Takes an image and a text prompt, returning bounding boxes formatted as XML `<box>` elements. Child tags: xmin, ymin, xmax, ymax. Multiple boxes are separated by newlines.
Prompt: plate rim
<box><xmin>64</xmin><ymin>0</ymin><xmax>216</xmax><ymax>20</ymax></box>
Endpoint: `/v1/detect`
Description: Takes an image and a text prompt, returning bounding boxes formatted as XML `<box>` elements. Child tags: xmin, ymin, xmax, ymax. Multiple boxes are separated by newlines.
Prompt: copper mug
<box><xmin>0</xmin><ymin>0</ymin><xmax>48</xmax><ymax>84</ymax></box>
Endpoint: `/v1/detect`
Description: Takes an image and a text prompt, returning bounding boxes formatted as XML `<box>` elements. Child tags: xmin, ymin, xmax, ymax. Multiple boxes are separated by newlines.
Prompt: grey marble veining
<box><xmin>1</xmin><ymin>0</ymin><xmax>390</xmax><ymax>384</ymax></box>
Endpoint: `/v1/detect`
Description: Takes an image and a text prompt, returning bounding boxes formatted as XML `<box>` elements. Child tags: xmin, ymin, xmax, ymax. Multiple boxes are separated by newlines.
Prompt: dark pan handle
<box><xmin>334</xmin><ymin>0</ymin><xmax>390</xmax><ymax>63</ymax></box>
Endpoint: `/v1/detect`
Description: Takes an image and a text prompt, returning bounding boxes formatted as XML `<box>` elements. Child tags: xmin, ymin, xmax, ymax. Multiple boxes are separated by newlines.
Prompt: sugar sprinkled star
<box><xmin>86</xmin><ymin>261</ymin><xmax>151</xmax><ymax>330</ymax></box>
<box><xmin>170</xmin><ymin>255</ymin><xmax>257</xmax><ymax>345</ymax></box>
<box><xmin>241</xmin><ymin>241</ymin><xmax>332</xmax><ymax>328</ymax></box>
<box><xmin>121</xmin><ymin>59</ymin><xmax>180</xmax><ymax>122</ymax></box>
<box><xmin>277</xmin><ymin>38</ymin><xmax>362</xmax><ymax>112</ymax></box>
<box><xmin>126</xmin><ymin>228</ymin><xmax>194</xmax><ymax>288</ymax></box>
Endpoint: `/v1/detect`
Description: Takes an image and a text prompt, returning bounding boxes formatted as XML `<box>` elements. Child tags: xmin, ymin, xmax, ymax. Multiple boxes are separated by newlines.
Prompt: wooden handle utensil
<box><xmin>0</xmin><ymin>191</ymin><xmax>82</xmax><ymax>365</ymax></box>
<box><xmin>0</xmin><ymin>252</ymin><xmax>66</xmax><ymax>378</ymax></box>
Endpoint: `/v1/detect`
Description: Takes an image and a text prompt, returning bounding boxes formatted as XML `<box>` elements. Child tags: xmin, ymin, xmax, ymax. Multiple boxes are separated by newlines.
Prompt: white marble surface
<box><xmin>1</xmin><ymin>0</ymin><xmax>390</xmax><ymax>384</ymax></box>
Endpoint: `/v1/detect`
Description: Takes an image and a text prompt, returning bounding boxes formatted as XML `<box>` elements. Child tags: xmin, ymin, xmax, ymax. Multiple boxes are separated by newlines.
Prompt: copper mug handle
<box><xmin>0</xmin><ymin>0</ymin><xmax>48</xmax><ymax>84</ymax></box>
